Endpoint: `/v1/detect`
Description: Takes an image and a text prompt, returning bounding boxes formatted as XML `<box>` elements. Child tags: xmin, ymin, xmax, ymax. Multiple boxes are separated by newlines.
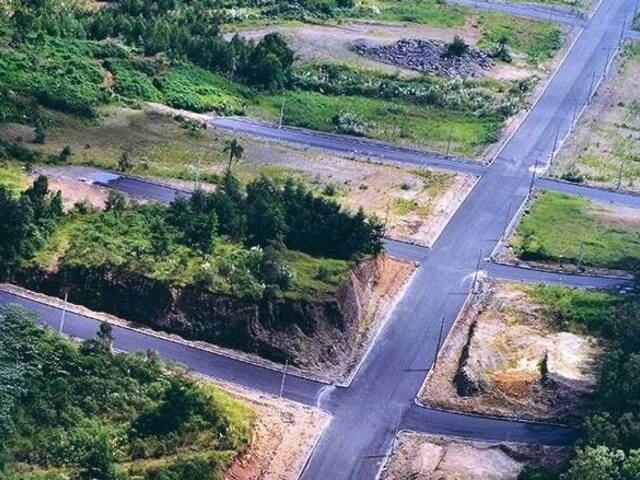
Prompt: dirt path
<box><xmin>224</xmin><ymin>20</ymin><xmax>532</xmax><ymax>81</ymax></box>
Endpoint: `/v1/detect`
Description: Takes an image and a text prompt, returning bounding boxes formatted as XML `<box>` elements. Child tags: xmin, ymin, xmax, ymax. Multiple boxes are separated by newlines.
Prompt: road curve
<box><xmin>0</xmin><ymin>290</ymin><xmax>325</xmax><ymax>406</ymax></box>
<box><xmin>210</xmin><ymin>117</ymin><xmax>487</xmax><ymax>176</ymax></box>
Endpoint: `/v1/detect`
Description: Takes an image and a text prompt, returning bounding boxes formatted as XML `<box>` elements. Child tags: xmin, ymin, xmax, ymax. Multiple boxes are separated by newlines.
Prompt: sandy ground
<box><xmin>419</xmin><ymin>279</ymin><xmax>603</xmax><ymax>423</ymax></box>
<box><xmin>1</xmin><ymin>253</ymin><xmax>415</xmax><ymax>385</ymax></box>
<box><xmin>380</xmin><ymin>432</ymin><xmax>566</xmax><ymax>480</ymax></box>
<box><xmin>224</xmin><ymin>20</ymin><xmax>533</xmax><ymax>81</ymax></box>
<box><xmin>549</xmin><ymin>43</ymin><xmax>640</xmax><ymax>192</ymax></box>
<box><xmin>210</xmin><ymin>379</ymin><xmax>329</xmax><ymax>480</ymax></box>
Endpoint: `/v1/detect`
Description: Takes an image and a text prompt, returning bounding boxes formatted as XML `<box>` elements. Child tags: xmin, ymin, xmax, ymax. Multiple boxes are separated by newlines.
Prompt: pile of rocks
<box><xmin>353</xmin><ymin>38</ymin><xmax>493</xmax><ymax>78</ymax></box>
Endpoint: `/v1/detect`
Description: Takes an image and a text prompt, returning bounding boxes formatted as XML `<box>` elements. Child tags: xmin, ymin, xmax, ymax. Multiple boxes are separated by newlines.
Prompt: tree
<box><xmin>447</xmin><ymin>35</ymin><xmax>468</xmax><ymax>57</ymax></box>
<box><xmin>565</xmin><ymin>446</ymin><xmax>624</xmax><ymax>480</ymax></box>
<box><xmin>96</xmin><ymin>322</ymin><xmax>114</xmax><ymax>352</ymax></box>
<box><xmin>223</xmin><ymin>139</ymin><xmax>244</xmax><ymax>172</ymax></box>
<box><xmin>77</xmin><ymin>433</ymin><xmax>118</xmax><ymax>480</ymax></box>
<box><xmin>105</xmin><ymin>190</ymin><xmax>127</xmax><ymax>212</ymax></box>
<box><xmin>117</xmin><ymin>149</ymin><xmax>134</xmax><ymax>173</ymax></box>
<box><xmin>58</xmin><ymin>145</ymin><xmax>72</xmax><ymax>162</ymax></box>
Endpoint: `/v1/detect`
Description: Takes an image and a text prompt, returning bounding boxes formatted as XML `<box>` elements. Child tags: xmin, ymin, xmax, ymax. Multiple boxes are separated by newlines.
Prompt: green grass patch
<box><xmin>477</xmin><ymin>12</ymin><xmax>563</xmax><ymax>64</ymax></box>
<box><xmin>511</xmin><ymin>191</ymin><xmax>640</xmax><ymax>271</ymax></box>
<box><xmin>360</xmin><ymin>0</ymin><xmax>469</xmax><ymax>27</ymax></box>
<box><xmin>525</xmin><ymin>283</ymin><xmax>623</xmax><ymax>336</ymax></box>
<box><xmin>0</xmin><ymin>161</ymin><xmax>29</xmax><ymax>195</ymax></box>
<box><xmin>0</xmin><ymin>305</ymin><xmax>254</xmax><ymax>480</ymax></box>
<box><xmin>250</xmin><ymin>90</ymin><xmax>502</xmax><ymax>156</ymax></box>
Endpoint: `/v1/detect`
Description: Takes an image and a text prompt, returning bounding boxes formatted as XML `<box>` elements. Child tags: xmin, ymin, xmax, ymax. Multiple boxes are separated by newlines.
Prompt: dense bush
<box><xmin>291</xmin><ymin>63</ymin><xmax>529</xmax><ymax>119</ymax></box>
<box><xmin>0</xmin><ymin>305</ymin><xmax>253</xmax><ymax>480</ymax></box>
<box><xmin>0</xmin><ymin>175</ymin><xmax>62</xmax><ymax>276</ymax></box>
<box><xmin>518</xmin><ymin>285</ymin><xmax>640</xmax><ymax>480</ymax></box>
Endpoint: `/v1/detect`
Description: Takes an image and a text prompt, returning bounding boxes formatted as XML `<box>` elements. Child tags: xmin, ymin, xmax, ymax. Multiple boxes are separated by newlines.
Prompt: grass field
<box><xmin>510</xmin><ymin>191</ymin><xmax>640</xmax><ymax>272</ymax></box>
<box><xmin>549</xmin><ymin>43</ymin><xmax>640</xmax><ymax>192</ymax></box>
<box><xmin>249</xmin><ymin>90</ymin><xmax>503</xmax><ymax>156</ymax></box>
<box><xmin>0</xmin><ymin>161</ymin><xmax>29</xmax><ymax>194</ymax></box>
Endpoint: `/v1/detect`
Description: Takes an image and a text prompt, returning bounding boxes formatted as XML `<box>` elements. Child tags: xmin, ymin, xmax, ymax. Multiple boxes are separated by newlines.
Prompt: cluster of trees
<box><xmin>166</xmin><ymin>172</ymin><xmax>384</xmax><ymax>260</ymax></box>
<box><xmin>0</xmin><ymin>175</ymin><xmax>62</xmax><ymax>276</ymax></box>
<box><xmin>6</xmin><ymin>0</ymin><xmax>296</xmax><ymax>90</ymax></box>
<box><xmin>520</xmin><ymin>287</ymin><xmax>640</xmax><ymax>480</ymax></box>
<box><xmin>0</xmin><ymin>305</ymin><xmax>252</xmax><ymax>480</ymax></box>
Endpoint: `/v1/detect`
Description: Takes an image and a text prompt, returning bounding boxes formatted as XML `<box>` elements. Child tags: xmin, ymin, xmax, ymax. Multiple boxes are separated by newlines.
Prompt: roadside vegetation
<box><xmin>1</xmin><ymin>174</ymin><xmax>382</xmax><ymax>300</ymax></box>
<box><xmin>510</xmin><ymin>191</ymin><xmax>640</xmax><ymax>273</ymax></box>
<box><xmin>519</xmin><ymin>284</ymin><xmax>640</xmax><ymax>480</ymax></box>
<box><xmin>550</xmin><ymin>43</ymin><xmax>640</xmax><ymax>192</ymax></box>
<box><xmin>0</xmin><ymin>305</ymin><xmax>254</xmax><ymax>480</ymax></box>
<box><xmin>0</xmin><ymin>0</ymin><xmax>562</xmax><ymax>156</ymax></box>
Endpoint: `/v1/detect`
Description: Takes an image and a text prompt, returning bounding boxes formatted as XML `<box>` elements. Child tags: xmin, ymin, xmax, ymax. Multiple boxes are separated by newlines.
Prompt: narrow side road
<box><xmin>536</xmin><ymin>177</ymin><xmax>640</xmax><ymax>208</ymax></box>
<box><xmin>210</xmin><ymin>117</ymin><xmax>487</xmax><ymax>176</ymax></box>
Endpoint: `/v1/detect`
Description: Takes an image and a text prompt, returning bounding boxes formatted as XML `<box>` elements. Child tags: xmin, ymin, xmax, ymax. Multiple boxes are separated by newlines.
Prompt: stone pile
<box><xmin>353</xmin><ymin>38</ymin><xmax>493</xmax><ymax>78</ymax></box>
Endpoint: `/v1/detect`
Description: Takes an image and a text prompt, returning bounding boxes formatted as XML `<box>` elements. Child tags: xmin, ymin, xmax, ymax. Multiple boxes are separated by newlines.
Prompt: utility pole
<box><xmin>383</xmin><ymin>201</ymin><xmax>391</xmax><ymax>235</ymax></box>
<box><xmin>549</xmin><ymin>126</ymin><xmax>560</xmax><ymax>167</ymax></box>
<box><xmin>588</xmin><ymin>69</ymin><xmax>597</xmax><ymax>101</ymax></box>
<box><xmin>446</xmin><ymin>127</ymin><xmax>453</xmax><ymax>158</ymax></box>
<box><xmin>528</xmin><ymin>155</ymin><xmax>539</xmax><ymax>198</ymax></box>
<box><xmin>59</xmin><ymin>292</ymin><xmax>68</xmax><ymax>335</ymax></box>
<box><xmin>577</xmin><ymin>240</ymin><xmax>585</xmax><ymax>272</ymax></box>
<box><xmin>502</xmin><ymin>200</ymin><xmax>513</xmax><ymax>242</ymax></box>
<box><xmin>194</xmin><ymin>157</ymin><xmax>202</xmax><ymax>190</ymax></box>
<box><xmin>472</xmin><ymin>251</ymin><xmax>482</xmax><ymax>294</ymax></box>
<box><xmin>278</xmin><ymin>359</ymin><xmax>289</xmax><ymax>398</ymax></box>
<box><xmin>278</xmin><ymin>99</ymin><xmax>285</xmax><ymax>129</ymax></box>
<box><xmin>617</xmin><ymin>155</ymin><xmax>626</xmax><ymax>190</ymax></box>
<box><xmin>570</xmin><ymin>102</ymin><xmax>579</xmax><ymax>131</ymax></box>
<box><xmin>433</xmin><ymin>316</ymin><xmax>445</xmax><ymax>366</ymax></box>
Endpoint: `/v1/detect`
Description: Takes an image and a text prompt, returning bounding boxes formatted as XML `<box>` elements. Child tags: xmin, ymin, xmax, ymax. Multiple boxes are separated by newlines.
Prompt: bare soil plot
<box><xmin>380</xmin><ymin>432</ymin><xmax>566</xmax><ymax>480</ymax></box>
<box><xmin>24</xmin><ymin>107</ymin><xmax>475</xmax><ymax>246</ymax></box>
<box><xmin>419</xmin><ymin>279</ymin><xmax>603</xmax><ymax>423</ymax></box>
<box><xmin>549</xmin><ymin>43</ymin><xmax>640</xmax><ymax>192</ymax></box>
<box><xmin>210</xmin><ymin>380</ymin><xmax>329</xmax><ymax>480</ymax></box>
<box><xmin>224</xmin><ymin>20</ymin><xmax>535</xmax><ymax>81</ymax></box>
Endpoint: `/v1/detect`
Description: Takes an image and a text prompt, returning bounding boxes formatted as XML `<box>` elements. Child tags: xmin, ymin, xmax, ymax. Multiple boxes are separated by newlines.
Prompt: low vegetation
<box><xmin>0</xmin><ymin>305</ymin><xmax>254</xmax><ymax>480</ymax></box>
<box><xmin>510</xmin><ymin>191</ymin><xmax>640</xmax><ymax>272</ymax></box>
<box><xmin>519</xmin><ymin>284</ymin><xmax>640</xmax><ymax>480</ymax></box>
<box><xmin>550</xmin><ymin>43</ymin><xmax>640</xmax><ymax>192</ymax></box>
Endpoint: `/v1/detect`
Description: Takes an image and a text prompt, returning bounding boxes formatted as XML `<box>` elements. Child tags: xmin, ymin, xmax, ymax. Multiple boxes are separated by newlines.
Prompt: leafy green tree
<box><xmin>117</xmin><ymin>149</ymin><xmax>134</xmax><ymax>173</ymax></box>
<box><xmin>223</xmin><ymin>138</ymin><xmax>244</xmax><ymax>172</ymax></box>
<box><xmin>565</xmin><ymin>446</ymin><xmax>624</xmax><ymax>480</ymax></box>
<box><xmin>105</xmin><ymin>190</ymin><xmax>127</xmax><ymax>212</ymax></box>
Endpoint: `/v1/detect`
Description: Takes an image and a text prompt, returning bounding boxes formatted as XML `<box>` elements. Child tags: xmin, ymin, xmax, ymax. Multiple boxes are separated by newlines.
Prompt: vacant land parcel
<box><xmin>549</xmin><ymin>43</ymin><xmax>640</xmax><ymax>192</ymax></box>
<box><xmin>420</xmin><ymin>280</ymin><xmax>610</xmax><ymax>423</ymax></box>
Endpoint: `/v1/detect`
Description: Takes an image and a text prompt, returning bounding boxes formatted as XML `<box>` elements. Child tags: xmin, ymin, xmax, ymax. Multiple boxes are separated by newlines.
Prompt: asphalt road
<box><xmin>299</xmin><ymin>0</ymin><xmax>637</xmax><ymax>478</ymax></box>
<box><xmin>210</xmin><ymin>117</ymin><xmax>487</xmax><ymax>176</ymax></box>
<box><xmin>536</xmin><ymin>177</ymin><xmax>640</xmax><ymax>208</ymax></box>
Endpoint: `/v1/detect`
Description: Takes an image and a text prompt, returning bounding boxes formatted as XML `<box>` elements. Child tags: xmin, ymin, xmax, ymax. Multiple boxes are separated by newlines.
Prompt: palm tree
<box><xmin>223</xmin><ymin>139</ymin><xmax>244</xmax><ymax>172</ymax></box>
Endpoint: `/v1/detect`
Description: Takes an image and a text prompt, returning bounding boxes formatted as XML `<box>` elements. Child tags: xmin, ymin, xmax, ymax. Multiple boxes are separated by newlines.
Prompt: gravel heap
<box><xmin>353</xmin><ymin>38</ymin><xmax>493</xmax><ymax>78</ymax></box>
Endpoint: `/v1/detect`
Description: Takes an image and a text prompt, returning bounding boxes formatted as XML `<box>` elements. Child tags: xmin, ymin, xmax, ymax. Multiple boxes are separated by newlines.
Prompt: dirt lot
<box><xmin>549</xmin><ymin>43</ymin><xmax>640</xmax><ymax>192</ymax></box>
<box><xmin>419</xmin><ymin>280</ymin><xmax>603</xmax><ymax>423</ymax></box>
<box><xmin>21</xmin><ymin>107</ymin><xmax>475</xmax><ymax>246</ymax></box>
<box><xmin>211</xmin><ymin>379</ymin><xmax>329</xmax><ymax>480</ymax></box>
<box><xmin>224</xmin><ymin>20</ymin><xmax>534</xmax><ymax>81</ymax></box>
<box><xmin>380</xmin><ymin>432</ymin><xmax>566</xmax><ymax>480</ymax></box>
